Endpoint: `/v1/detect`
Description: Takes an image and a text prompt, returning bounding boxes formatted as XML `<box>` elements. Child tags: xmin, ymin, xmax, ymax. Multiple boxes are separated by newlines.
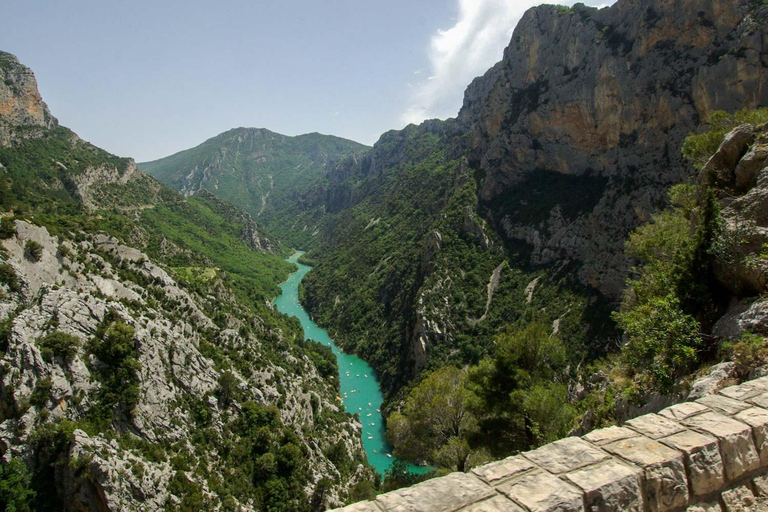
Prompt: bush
<box><xmin>38</xmin><ymin>331</ymin><xmax>81</xmax><ymax>363</ymax></box>
<box><xmin>614</xmin><ymin>295</ymin><xmax>701</xmax><ymax>391</ymax></box>
<box><xmin>0</xmin><ymin>263</ymin><xmax>20</xmax><ymax>293</ymax></box>
<box><xmin>0</xmin><ymin>217</ymin><xmax>16</xmax><ymax>239</ymax></box>
<box><xmin>0</xmin><ymin>458</ymin><xmax>35</xmax><ymax>512</ymax></box>
<box><xmin>24</xmin><ymin>240</ymin><xmax>43</xmax><ymax>262</ymax></box>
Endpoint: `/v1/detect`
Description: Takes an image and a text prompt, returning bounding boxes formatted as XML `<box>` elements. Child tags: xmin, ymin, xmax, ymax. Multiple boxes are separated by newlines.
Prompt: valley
<box><xmin>1</xmin><ymin>0</ymin><xmax>768</xmax><ymax>509</ymax></box>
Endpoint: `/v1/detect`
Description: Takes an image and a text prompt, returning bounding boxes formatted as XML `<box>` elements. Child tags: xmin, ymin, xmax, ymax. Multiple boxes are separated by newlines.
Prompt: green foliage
<box><xmin>0</xmin><ymin>263</ymin><xmax>19</xmax><ymax>293</ymax></box>
<box><xmin>721</xmin><ymin>332</ymin><xmax>768</xmax><ymax>376</ymax></box>
<box><xmin>139</xmin><ymin>128</ymin><xmax>369</xmax><ymax>248</ymax></box>
<box><xmin>614</xmin><ymin>295</ymin><xmax>700</xmax><ymax>391</ymax></box>
<box><xmin>0</xmin><ymin>458</ymin><xmax>36</xmax><ymax>512</ymax></box>
<box><xmin>682</xmin><ymin>108</ymin><xmax>768</xmax><ymax>169</ymax></box>
<box><xmin>467</xmin><ymin>322</ymin><xmax>574</xmax><ymax>454</ymax></box>
<box><xmin>387</xmin><ymin>366</ymin><xmax>479</xmax><ymax>472</ymax></box>
<box><xmin>85</xmin><ymin>314</ymin><xmax>141</xmax><ymax>431</ymax></box>
<box><xmin>28</xmin><ymin>420</ymin><xmax>77</xmax><ymax>510</ymax></box>
<box><xmin>37</xmin><ymin>331</ymin><xmax>81</xmax><ymax>363</ymax></box>
<box><xmin>24</xmin><ymin>240</ymin><xmax>43</xmax><ymax>262</ymax></box>
<box><xmin>0</xmin><ymin>217</ymin><xmax>16</xmax><ymax>239</ymax></box>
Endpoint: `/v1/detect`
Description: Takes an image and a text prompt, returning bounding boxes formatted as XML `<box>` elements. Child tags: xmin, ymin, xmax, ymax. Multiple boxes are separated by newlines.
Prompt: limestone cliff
<box><xmin>0</xmin><ymin>51</ymin><xmax>57</xmax><ymax>146</ymax></box>
<box><xmin>460</xmin><ymin>0</ymin><xmax>768</xmax><ymax>300</ymax></box>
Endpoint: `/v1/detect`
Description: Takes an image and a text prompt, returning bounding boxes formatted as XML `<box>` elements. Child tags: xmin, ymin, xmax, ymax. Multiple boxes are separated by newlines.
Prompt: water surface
<box><xmin>273</xmin><ymin>252</ymin><xmax>427</xmax><ymax>474</ymax></box>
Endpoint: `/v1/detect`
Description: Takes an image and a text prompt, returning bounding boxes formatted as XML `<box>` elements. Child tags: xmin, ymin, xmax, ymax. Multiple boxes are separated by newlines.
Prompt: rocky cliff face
<box><xmin>299</xmin><ymin>0</ymin><xmax>768</xmax><ymax>398</ymax></box>
<box><xmin>0</xmin><ymin>52</ymin><xmax>369</xmax><ymax>510</ymax></box>
<box><xmin>0</xmin><ymin>221</ymin><xmax>365</xmax><ymax>509</ymax></box>
<box><xmin>459</xmin><ymin>0</ymin><xmax>768</xmax><ymax>300</ymax></box>
<box><xmin>0</xmin><ymin>51</ymin><xmax>56</xmax><ymax>145</ymax></box>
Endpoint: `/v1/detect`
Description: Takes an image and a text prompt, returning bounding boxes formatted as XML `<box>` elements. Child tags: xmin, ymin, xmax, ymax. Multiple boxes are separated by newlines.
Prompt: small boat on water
<box><xmin>387</xmin><ymin>453</ymin><xmax>393</xmax><ymax>458</ymax></box>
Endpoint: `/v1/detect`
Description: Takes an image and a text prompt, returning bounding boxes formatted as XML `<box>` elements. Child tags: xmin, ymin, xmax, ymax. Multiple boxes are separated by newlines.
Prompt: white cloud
<box><xmin>402</xmin><ymin>0</ymin><xmax>615</xmax><ymax>126</ymax></box>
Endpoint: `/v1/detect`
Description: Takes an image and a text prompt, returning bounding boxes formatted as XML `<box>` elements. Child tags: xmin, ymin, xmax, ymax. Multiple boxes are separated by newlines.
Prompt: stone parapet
<box><xmin>332</xmin><ymin>376</ymin><xmax>768</xmax><ymax>511</ymax></box>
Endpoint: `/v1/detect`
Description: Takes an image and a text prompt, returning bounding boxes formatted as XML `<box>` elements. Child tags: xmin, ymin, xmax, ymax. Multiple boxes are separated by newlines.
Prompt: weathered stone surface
<box><xmin>702</xmin><ymin>125</ymin><xmax>756</xmax><ymax>188</ymax></box>
<box><xmin>659</xmin><ymin>402</ymin><xmax>710</xmax><ymax>421</ymax></box>
<box><xmin>334</xmin><ymin>502</ymin><xmax>384</xmax><ymax>512</ymax></box>
<box><xmin>603</xmin><ymin>436</ymin><xmax>688</xmax><ymax>511</ymax></box>
<box><xmin>459</xmin><ymin>495</ymin><xmax>526</xmax><ymax>512</ymax></box>
<box><xmin>686</xmin><ymin>501</ymin><xmax>722</xmax><ymax>512</ymax></box>
<box><xmin>496</xmin><ymin>471</ymin><xmax>584</xmax><ymax>512</ymax></box>
<box><xmin>721</xmin><ymin>485</ymin><xmax>763</xmax><ymax>512</ymax></box>
<box><xmin>719</xmin><ymin>378</ymin><xmax>768</xmax><ymax>401</ymax></box>
<box><xmin>375</xmin><ymin>473</ymin><xmax>495</xmax><ymax>512</ymax></box>
<box><xmin>583</xmin><ymin>426</ymin><xmax>639</xmax><ymax>446</ymax></box>
<box><xmin>689</xmin><ymin>362</ymin><xmax>739</xmax><ymax>400</ymax></box>
<box><xmin>625</xmin><ymin>414</ymin><xmax>685</xmax><ymax>439</ymax></box>
<box><xmin>735</xmin><ymin>407</ymin><xmax>768</xmax><ymax>465</ymax></box>
<box><xmin>522</xmin><ymin>437</ymin><xmax>609</xmax><ymax>474</ymax></box>
<box><xmin>471</xmin><ymin>456</ymin><xmax>536</xmax><ymax>486</ymax></box>
<box><xmin>681</xmin><ymin>412</ymin><xmax>760</xmax><ymax>480</ymax></box>
<box><xmin>659</xmin><ymin>430</ymin><xmax>724</xmax><ymax>496</ymax></box>
<box><xmin>696</xmin><ymin>395</ymin><xmax>751</xmax><ymax>416</ymax></box>
<box><xmin>563</xmin><ymin>459</ymin><xmax>643</xmax><ymax>512</ymax></box>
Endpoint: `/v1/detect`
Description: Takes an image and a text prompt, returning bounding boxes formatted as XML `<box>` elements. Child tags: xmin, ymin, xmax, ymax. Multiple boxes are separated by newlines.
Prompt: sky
<box><xmin>2</xmin><ymin>0</ymin><xmax>612</xmax><ymax>162</ymax></box>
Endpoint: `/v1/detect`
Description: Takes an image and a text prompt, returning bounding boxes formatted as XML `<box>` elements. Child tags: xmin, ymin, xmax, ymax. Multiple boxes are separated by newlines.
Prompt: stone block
<box><xmin>681</xmin><ymin>411</ymin><xmax>760</xmax><ymax>480</ymax></box>
<box><xmin>458</xmin><ymin>495</ymin><xmax>526</xmax><ymax>511</ymax></box>
<box><xmin>496</xmin><ymin>471</ymin><xmax>584</xmax><ymax>512</ymax></box>
<box><xmin>686</xmin><ymin>501</ymin><xmax>722</xmax><ymax>511</ymax></box>
<box><xmin>471</xmin><ymin>456</ymin><xmax>536</xmax><ymax>486</ymax></box>
<box><xmin>754</xmin><ymin>475</ymin><xmax>768</xmax><ymax>496</ymax></box>
<box><xmin>659</xmin><ymin>402</ymin><xmax>710</xmax><ymax>421</ymax></box>
<box><xmin>720</xmin><ymin>379</ymin><xmax>768</xmax><ymax>401</ymax></box>
<box><xmin>696</xmin><ymin>394</ymin><xmax>750</xmax><ymax>416</ymax></box>
<box><xmin>563</xmin><ymin>459</ymin><xmax>643</xmax><ymax>512</ymax></box>
<box><xmin>659</xmin><ymin>430</ymin><xmax>724</xmax><ymax>496</ymax></box>
<box><xmin>735</xmin><ymin>406</ymin><xmax>768</xmax><ymax>465</ymax></box>
<box><xmin>748</xmin><ymin>391</ymin><xmax>768</xmax><ymax>409</ymax></box>
<box><xmin>334</xmin><ymin>502</ymin><xmax>384</xmax><ymax>512</ymax></box>
<box><xmin>721</xmin><ymin>485</ymin><xmax>760</xmax><ymax>512</ymax></box>
<box><xmin>583</xmin><ymin>426</ymin><xmax>638</xmax><ymax>446</ymax></box>
<box><xmin>375</xmin><ymin>472</ymin><xmax>494</xmax><ymax>512</ymax></box>
<box><xmin>523</xmin><ymin>437</ymin><xmax>609</xmax><ymax>474</ymax></box>
<box><xmin>625</xmin><ymin>414</ymin><xmax>685</xmax><ymax>439</ymax></box>
<box><xmin>603</xmin><ymin>436</ymin><xmax>688</xmax><ymax>511</ymax></box>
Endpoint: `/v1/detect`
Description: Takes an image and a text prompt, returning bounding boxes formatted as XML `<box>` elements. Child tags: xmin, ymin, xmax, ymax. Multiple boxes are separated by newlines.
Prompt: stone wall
<box><xmin>334</xmin><ymin>376</ymin><xmax>768</xmax><ymax>511</ymax></box>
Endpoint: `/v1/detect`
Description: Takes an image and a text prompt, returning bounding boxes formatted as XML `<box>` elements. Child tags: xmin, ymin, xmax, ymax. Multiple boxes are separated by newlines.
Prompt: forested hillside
<box><xmin>0</xmin><ymin>51</ymin><xmax>372</xmax><ymax>511</ymax></box>
<box><xmin>139</xmin><ymin>127</ymin><xmax>368</xmax><ymax>248</ymax></box>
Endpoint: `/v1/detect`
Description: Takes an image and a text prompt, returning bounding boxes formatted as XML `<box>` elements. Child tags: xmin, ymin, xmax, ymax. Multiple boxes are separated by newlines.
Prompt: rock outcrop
<box><xmin>459</xmin><ymin>0</ymin><xmax>768</xmax><ymax>300</ymax></box>
<box><xmin>0</xmin><ymin>220</ymin><xmax>365</xmax><ymax>509</ymax></box>
<box><xmin>0</xmin><ymin>51</ymin><xmax>57</xmax><ymax>145</ymax></box>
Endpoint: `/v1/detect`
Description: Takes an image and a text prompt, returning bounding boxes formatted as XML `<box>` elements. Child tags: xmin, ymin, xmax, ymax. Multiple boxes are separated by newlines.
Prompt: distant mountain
<box><xmin>139</xmin><ymin>128</ymin><xmax>369</xmax><ymax>247</ymax></box>
<box><xmin>0</xmin><ymin>51</ymin><xmax>369</xmax><ymax>510</ymax></box>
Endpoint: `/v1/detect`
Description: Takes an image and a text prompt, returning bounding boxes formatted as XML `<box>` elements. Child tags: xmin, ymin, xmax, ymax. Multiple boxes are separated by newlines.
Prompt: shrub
<box><xmin>0</xmin><ymin>263</ymin><xmax>20</xmax><ymax>293</ymax></box>
<box><xmin>38</xmin><ymin>331</ymin><xmax>81</xmax><ymax>363</ymax></box>
<box><xmin>0</xmin><ymin>217</ymin><xmax>16</xmax><ymax>239</ymax></box>
<box><xmin>24</xmin><ymin>240</ymin><xmax>43</xmax><ymax>262</ymax></box>
<box><xmin>614</xmin><ymin>295</ymin><xmax>701</xmax><ymax>391</ymax></box>
<box><xmin>682</xmin><ymin>108</ymin><xmax>768</xmax><ymax>169</ymax></box>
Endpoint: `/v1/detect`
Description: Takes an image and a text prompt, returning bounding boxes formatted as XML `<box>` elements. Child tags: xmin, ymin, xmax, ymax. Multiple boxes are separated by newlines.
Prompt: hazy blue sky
<box><xmin>2</xmin><ymin>0</ymin><xmax>612</xmax><ymax>161</ymax></box>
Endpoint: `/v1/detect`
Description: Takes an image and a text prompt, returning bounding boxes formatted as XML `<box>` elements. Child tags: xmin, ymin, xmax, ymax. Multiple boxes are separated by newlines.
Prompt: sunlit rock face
<box><xmin>459</xmin><ymin>0</ymin><xmax>768</xmax><ymax>300</ymax></box>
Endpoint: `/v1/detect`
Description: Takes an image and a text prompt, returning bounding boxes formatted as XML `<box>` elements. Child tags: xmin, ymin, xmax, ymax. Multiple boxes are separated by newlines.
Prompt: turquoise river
<box><xmin>273</xmin><ymin>252</ymin><xmax>428</xmax><ymax>475</ymax></box>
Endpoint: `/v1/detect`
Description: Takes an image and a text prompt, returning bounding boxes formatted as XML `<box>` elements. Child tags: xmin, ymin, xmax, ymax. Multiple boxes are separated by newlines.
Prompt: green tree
<box><xmin>614</xmin><ymin>295</ymin><xmax>700</xmax><ymax>392</ymax></box>
<box><xmin>0</xmin><ymin>458</ymin><xmax>36</xmax><ymax>512</ymax></box>
<box><xmin>387</xmin><ymin>366</ymin><xmax>478</xmax><ymax>471</ymax></box>
<box><xmin>467</xmin><ymin>322</ymin><xmax>573</xmax><ymax>452</ymax></box>
<box><xmin>24</xmin><ymin>240</ymin><xmax>43</xmax><ymax>262</ymax></box>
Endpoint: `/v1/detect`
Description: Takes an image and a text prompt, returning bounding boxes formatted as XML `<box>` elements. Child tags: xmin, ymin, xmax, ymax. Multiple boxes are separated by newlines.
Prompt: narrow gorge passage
<box><xmin>273</xmin><ymin>252</ymin><xmax>430</xmax><ymax>475</ymax></box>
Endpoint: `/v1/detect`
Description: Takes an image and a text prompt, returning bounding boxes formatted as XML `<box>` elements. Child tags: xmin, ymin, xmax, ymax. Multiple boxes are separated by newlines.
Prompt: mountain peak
<box><xmin>0</xmin><ymin>51</ymin><xmax>57</xmax><ymax>143</ymax></box>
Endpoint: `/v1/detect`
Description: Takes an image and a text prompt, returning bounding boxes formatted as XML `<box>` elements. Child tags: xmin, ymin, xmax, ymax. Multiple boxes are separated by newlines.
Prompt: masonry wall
<box><xmin>334</xmin><ymin>376</ymin><xmax>768</xmax><ymax>511</ymax></box>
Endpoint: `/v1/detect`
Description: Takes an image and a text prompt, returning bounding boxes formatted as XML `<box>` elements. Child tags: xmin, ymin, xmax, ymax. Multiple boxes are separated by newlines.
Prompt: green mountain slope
<box><xmin>0</xmin><ymin>50</ymin><xmax>371</xmax><ymax>510</ymax></box>
<box><xmin>139</xmin><ymin>127</ymin><xmax>369</xmax><ymax>248</ymax></box>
